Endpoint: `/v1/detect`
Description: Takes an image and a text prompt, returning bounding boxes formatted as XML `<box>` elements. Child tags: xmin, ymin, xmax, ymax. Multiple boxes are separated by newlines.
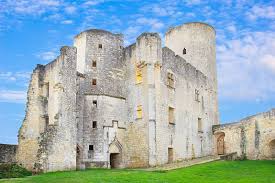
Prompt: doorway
<box><xmin>217</xmin><ymin>134</ymin><xmax>225</xmax><ymax>155</ymax></box>
<box><xmin>269</xmin><ymin>139</ymin><xmax>275</xmax><ymax>158</ymax></box>
<box><xmin>168</xmin><ymin>148</ymin><xmax>173</xmax><ymax>163</ymax></box>
<box><xmin>110</xmin><ymin>153</ymin><xmax>120</xmax><ymax>168</ymax></box>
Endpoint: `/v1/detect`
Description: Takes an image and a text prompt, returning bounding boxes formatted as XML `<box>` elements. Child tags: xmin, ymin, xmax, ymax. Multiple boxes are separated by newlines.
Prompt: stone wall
<box><xmin>213</xmin><ymin>109</ymin><xmax>275</xmax><ymax>160</ymax></box>
<box><xmin>0</xmin><ymin>144</ymin><xmax>17</xmax><ymax>163</ymax></box>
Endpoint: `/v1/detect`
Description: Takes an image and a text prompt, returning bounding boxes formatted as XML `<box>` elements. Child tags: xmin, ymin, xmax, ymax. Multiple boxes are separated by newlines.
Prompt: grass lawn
<box><xmin>1</xmin><ymin>160</ymin><xmax>275</xmax><ymax>183</ymax></box>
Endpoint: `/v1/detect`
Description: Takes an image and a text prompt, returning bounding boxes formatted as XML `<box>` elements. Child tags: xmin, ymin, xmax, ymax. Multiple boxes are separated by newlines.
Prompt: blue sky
<box><xmin>0</xmin><ymin>0</ymin><xmax>275</xmax><ymax>144</ymax></box>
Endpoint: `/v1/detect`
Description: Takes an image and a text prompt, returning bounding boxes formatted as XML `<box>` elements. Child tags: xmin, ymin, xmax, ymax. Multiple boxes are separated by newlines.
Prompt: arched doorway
<box><xmin>217</xmin><ymin>133</ymin><xmax>225</xmax><ymax>155</ymax></box>
<box><xmin>109</xmin><ymin>138</ymin><xmax>122</xmax><ymax>168</ymax></box>
<box><xmin>269</xmin><ymin>140</ymin><xmax>275</xmax><ymax>158</ymax></box>
<box><xmin>76</xmin><ymin>145</ymin><xmax>82</xmax><ymax>170</ymax></box>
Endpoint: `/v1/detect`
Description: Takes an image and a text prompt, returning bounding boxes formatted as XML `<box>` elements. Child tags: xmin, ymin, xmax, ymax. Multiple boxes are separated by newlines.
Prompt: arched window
<box><xmin>183</xmin><ymin>48</ymin><xmax>186</xmax><ymax>54</ymax></box>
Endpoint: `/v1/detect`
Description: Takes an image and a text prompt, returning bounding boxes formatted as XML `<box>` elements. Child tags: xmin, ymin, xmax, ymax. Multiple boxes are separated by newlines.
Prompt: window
<box><xmin>195</xmin><ymin>89</ymin><xmax>200</xmax><ymax>102</ymax></box>
<box><xmin>92</xmin><ymin>100</ymin><xmax>97</xmax><ymax>107</ymax></box>
<box><xmin>198</xmin><ymin>118</ymin><xmax>203</xmax><ymax>132</ymax></box>
<box><xmin>168</xmin><ymin>107</ymin><xmax>175</xmax><ymax>124</ymax></box>
<box><xmin>136</xmin><ymin>66</ymin><xmax>142</xmax><ymax>84</ymax></box>
<box><xmin>167</xmin><ymin>72</ymin><xmax>175</xmax><ymax>88</ymax></box>
<box><xmin>137</xmin><ymin>105</ymin><xmax>143</xmax><ymax>119</ymax></box>
<box><xmin>45</xmin><ymin>115</ymin><xmax>49</xmax><ymax>129</ymax></box>
<box><xmin>92</xmin><ymin>79</ymin><xmax>97</xmax><ymax>86</ymax></box>
<box><xmin>92</xmin><ymin>121</ymin><xmax>97</xmax><ymax>128</ymax></box>
<box><xmin>183</xmin><ymin>48</ymin><xmax>186</xmax><ymax>55</ymax></box>
<box><xmin>92</xmin><ymin>60</ymin><xmax>97</xmax><ymax>68</ymax></box>
<box><xmin>98</xmin><ymin>44</ymin><xmax>102</xmax><ymax>49</ymax></box>
<box><xmin>89</xmin><ymin>145</ymin><xmax>94</xmax><ymax>151</ymax></box>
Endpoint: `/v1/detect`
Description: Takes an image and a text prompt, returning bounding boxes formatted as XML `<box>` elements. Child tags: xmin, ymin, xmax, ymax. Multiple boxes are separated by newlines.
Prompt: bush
<box><xmin>0</xmin><ymin>163</ymin><xmax>32</xmax><ymax>179</ymax></box>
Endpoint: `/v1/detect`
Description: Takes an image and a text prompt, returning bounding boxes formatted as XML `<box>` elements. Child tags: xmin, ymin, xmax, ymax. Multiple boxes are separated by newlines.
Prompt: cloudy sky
<box><xmin>0</xmin><ymin>0</ymin><xmax>274</xmax><ymax>144</ymax></box>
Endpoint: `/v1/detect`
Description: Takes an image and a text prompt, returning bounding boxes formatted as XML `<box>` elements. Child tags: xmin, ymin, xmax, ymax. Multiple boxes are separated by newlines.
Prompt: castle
<box><xmin>15</xmin><ymin>22</ymin><xmax>275</xmax><ymax>173</ymax></box>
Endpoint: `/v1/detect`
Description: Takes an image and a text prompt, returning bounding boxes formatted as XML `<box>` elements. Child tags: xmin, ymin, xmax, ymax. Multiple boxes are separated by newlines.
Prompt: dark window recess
<box><xmin>92</xmin><ymin>79</ymin><xmax>97</xmax><ymax>85</ymax></box>
<box><xmin>89</xmin><ymin>145</ymin><xmax>94</xmax><ymax>151</ymax></box>
<box><xmin>92</xmin><ymin>60</ymin><xmax>97</xmax><ymax>67</ymax></box>
<box><xmin>92</xmin><ymin>100</ymin><xmax>97</xmax><ymax>107</ymax></box>
<box><xmin>92</xmin><ymin>121</ymin><xmax>97</xmax><ymax>128</ymax></box>
<box><xmin>98</xmin><ymin>44</ymin><xmax>102</xmax><ymax>49</ymax></box>
<box><xmin>183</xmin><ymin>48</ymin><xmax>186</xmax><ymax>55</ymax></box>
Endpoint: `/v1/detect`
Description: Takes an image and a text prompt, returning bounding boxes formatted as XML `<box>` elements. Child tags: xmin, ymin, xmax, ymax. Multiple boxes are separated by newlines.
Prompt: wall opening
<box><xmin>110</xmin><ymin>153</ymin><xmax>120</xmax><ymax>168</ymax></box>
<box><xmin>167</xmin><ymin>72</ymin><xmax>175</xmax><ymax>88</ymax></box>
<box><xmin>195</xmin><ymin>89</ymin><xmax>200</xmax><ymax>102</ymax></box>
<box><xmin>183</xmin><ymin>48</ymin><xmax>186</xmax><ymax>55</ymax></box>
<box><xmin>92</xmin><ymin>100</ymin><xmax>97</xmax><ymax>107</ymax></box>
<box><xmin>168</xmin><ymin>107</ymin><xmax>175</xmax><ymax>124</ymax></box>
<box><xmin>43</xmin><ymin>82</ymin><xmax>49</xmax><ymax>97</ymax></box>
<box><xmin>137</xmin><ymin>105</ymin><xmax>143</xmax><ymax>119</ymax></box>
<box><xmin>92</xmin><ymin>60</ymin><xmax>97</xmax><ymax>68</ymax></box>
<box><xmin>217</xmin><ymin>133</ymin><xmax>225</xmax><ymax>155</ymax></box>
<box><xmin>136</xmin><ymin>66</ymin><xmax>142</xmax><ymax>84</ymax></box>
<box><xmin>92</xmin><ymin>79</ymin><xmax>97</xmax><ymax>86</ymax></box>
<box><xmin>92</xmin><ymin>121</ymin><xmax>97</xmax><ymax>128</ymax></box>
<box><xmin>98</xmin><ymin>44</ymin><xmax>102</xmax><ymax>49</ymax></box>
<box><xmin>168</xmin><ymin>148</ymin><xmax>173</xmax><ymax>163</ymax></box>
<box><xmin>269</xmin><ymin>140</ymin><xmax>275</xmax><ymax>158</ymax></box>
<box><xmin>198</xmin><ymin>118</ymin><xmax>203</xmax><ymax>133</ymax></box>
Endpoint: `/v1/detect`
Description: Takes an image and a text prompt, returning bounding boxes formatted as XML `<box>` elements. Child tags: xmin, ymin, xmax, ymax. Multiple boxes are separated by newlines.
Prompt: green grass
<box><xmin>0</xmin><ymin>164</ymin><xmax>31</xmax><ymax>179</ymax></box>
<box><xmin>1</xmin><ymin>160</ymin><xmax>275</xmax><ymax>183</ymax></box>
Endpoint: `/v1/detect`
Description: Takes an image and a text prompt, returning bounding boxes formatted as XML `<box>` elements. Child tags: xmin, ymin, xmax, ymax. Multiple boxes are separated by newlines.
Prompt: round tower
<box><xmin>165</xmin><ymin>22</ymin><xmax>216</xmax><ymax>85</ymax></box>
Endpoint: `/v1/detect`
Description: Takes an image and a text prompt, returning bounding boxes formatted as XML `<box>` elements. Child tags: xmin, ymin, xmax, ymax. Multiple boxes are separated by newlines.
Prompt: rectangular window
<box><xmin>89</xmin><ymin>145</ymin><xmax>94</xmax><ymax>151</ymax></box>
<box><xmin>137</xmin><ymin>105</ymin><xmax>143</xmax><ymax>119</ymax></box>
<box><xmin>167</xmin><ymin>73</ymin><xmax>175</xmax><ymax>88</ymax></box>
<box><xmin>92</xmin><ymin>60</ymin><xmax>97</xmax><ymax>68</ymax></box>
<box><xmin>136</xmin><ymin>67</ymin><xmax>142</xmax><ymax>84</ymax></box>
<box><xmin>195</xmin><ymin>89</ymin><xmax>200</xmax><ymax>102</ymax></box>
<box><xmin>92</xmin><ymin>121</ymin><xmax>97</xmax><ymax>128</ymax></box>
<box><xmin>168</xmin><ymin>107</ymin><xmax>175</xmax><ymax>124</ymax></box>
<box><xmin>98</xmin><ymin>44</ymin><xmax>102</xmax><ymax>49</ymax></box>
<box><xmin>198</xmin><ymin>118</ymin><xmax>203</xmax><ymax>132</ymax></box>
<box><xmin>92</xmin><ymin>79</ymin><xmax>97</xmax><ymax>86</ymax></box>
<box><xmin>92</xmin><ymin>100</ymin><xmax>97</xmax><ymax>107</ymax></box>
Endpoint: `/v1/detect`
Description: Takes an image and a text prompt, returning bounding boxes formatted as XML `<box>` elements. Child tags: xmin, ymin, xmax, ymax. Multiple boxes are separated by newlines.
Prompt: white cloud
<box><xmin>0</xmin><ymin>71</ymin><xmax>31</xmax><ymax>82</ymax></box>
<box><xmin>83</xmin><ymin>0</ymin><xmax>105</xmax><ymax>6</ymax></box>
<box><xmin>247</xmin><ymin>5</ymin><xmax>275</xmax><ymax>20</ymax></box>
<box><xmin>61</xmin><ymin>20</ymin><xmax>73</xmax><ymax>24</ymax></box>
<box><xmin>0</xmin><ymin>90</ymin><xmax>26</xmax><ymax>103</ymax></box>
<box><xmin>37</xmin><ymin>51</ymin><xmax>57</xmax><ymax>61</ymax></box>
<box><xmin>64</xmin><ymin>5</ymin><xmax>76</xmax><ymax>14</ymax></box>
<box><xmin>218</xmin><ymin>31</ymin><xmax>275</xmax><ymax>101</ymax></box>
<box><xmin>136</xmin><ymin>17</ymin><xmax>164</xmax><ymax>31</ymax></box>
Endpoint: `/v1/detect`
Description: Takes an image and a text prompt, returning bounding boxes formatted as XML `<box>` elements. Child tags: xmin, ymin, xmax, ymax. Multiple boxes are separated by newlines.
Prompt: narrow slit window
<box><xmin>195</xmin><ymin>89</ymin><xmax>200</xmax><ymax>102</ymax></box>
<box><xmin>89</xmin><ymin>145</ymin><xmax>94</xmax><ymax>151</ymax></box>
<box><xmin>92</xmin><ymin>121</ymin><xmax>97</xmax><ymax>128</ymax></box>
<box><xmin>167</xmin><ymin>72</ymin><xmax>175</xmax><ymax>88</ymax></box>
<box><xmin>198</xmin><ymin>118</ymin><xmax>203</xmax><ymax>132</ymax></box>
<box><xmin>92</xmin><ymin>79</ymin><xmax>97</xmax><ymax>86</ymax></box>
<box><xmin>168</xmin><ymin>107</ymin><xmax>175</xmax><ymax>124</ymax></box>
<box><xmin>137</xmin><ymin>105</ymin><xmax>143</xmax><ymax>119</ymax></box>
<box><xmin>183</xmin><ymin>48</ymin><xmax>186</xmax><ymax>54</ymax></box>
<box><xmin>92</xmin><ymin>100</ymin><xmax>97</xmax><ymax>107</ymax></box>
<box><xmin>92</xmin><ymin>60</ymin><xmax>97</xmax><ymax>68</ymax></box>
<box><xmin>136</xmin><ymin>66</ymin><xmax>142</xmax><ymax>84</ymax></box>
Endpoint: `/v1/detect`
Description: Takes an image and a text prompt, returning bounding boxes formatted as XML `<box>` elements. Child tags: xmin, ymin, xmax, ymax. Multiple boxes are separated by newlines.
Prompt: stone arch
<box><xmin>269</xmin><ymin>139</ymin><xmax>275</xmax><ymax>158</ymax></box>
<box><xmin>215</xmin><ymin>132</ymin><xmax>225</xmax><ymax>155</ymax></box>
<box><xmin>109</xmin><ymin>138</ymin><xmax>122</xmax><ymax>169</ymax></box>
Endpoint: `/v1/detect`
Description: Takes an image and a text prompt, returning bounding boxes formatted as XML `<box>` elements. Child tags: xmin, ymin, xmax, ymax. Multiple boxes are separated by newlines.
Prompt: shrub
<box><xmin>0</xmin><ymin>163</ymin><xmax>32</xmax><ymax>179</ymax></box>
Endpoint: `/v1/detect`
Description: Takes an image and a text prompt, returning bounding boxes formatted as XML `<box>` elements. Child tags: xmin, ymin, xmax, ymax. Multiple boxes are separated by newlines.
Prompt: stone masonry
<box><xmin>16</xmin><ymin>22</ymin><xmax>274</xmax><ymax>173</ymax></box>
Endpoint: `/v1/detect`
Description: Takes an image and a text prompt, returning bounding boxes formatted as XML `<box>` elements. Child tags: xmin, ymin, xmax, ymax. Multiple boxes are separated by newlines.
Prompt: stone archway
<box><xmin>269</xmin><ymin>140</ymin><xmax>275</xmax><ymax>158</ymax></box>
<box><xmin>109</xmin><ymin>138</ymin><xmax>122</xmax><ymax>168</ymax></box>
<box><xmin>216</xmin><ymin>132</ymin><xmax>225</xmax><ymax>155</ymax></box>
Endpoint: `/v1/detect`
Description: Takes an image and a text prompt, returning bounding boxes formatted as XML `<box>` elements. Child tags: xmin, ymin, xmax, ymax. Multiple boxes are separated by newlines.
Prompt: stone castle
<box><xmin>14</xmin><ymin>22</ymin><xmax>275</xmax><ymax>173</ymax></box>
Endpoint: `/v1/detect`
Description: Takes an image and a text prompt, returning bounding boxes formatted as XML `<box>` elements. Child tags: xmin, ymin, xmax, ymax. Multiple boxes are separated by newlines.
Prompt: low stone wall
<box><xmin>0</xmin><ymin>144</ymin><xmax>17</xmax><ymax>163</ymax></box>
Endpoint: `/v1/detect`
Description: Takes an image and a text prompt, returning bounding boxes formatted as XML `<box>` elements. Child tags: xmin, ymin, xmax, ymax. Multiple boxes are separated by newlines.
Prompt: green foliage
<box><xmin>1</xmin><ymin>161</ymin><xmax>275</xmax><ymax>183</ymax></box>
<box><xmin>0</xmin><ymin>164</ymin><xmax>31</xmax><ymax>179</ymax></box>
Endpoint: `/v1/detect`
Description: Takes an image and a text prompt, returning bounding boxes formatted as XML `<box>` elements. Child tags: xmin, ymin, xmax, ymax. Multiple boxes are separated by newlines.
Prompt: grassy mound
<box><xmin>0</xmin><ymin>164</ymin><xmax>31</xmax><ymax>179</ymax></box>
